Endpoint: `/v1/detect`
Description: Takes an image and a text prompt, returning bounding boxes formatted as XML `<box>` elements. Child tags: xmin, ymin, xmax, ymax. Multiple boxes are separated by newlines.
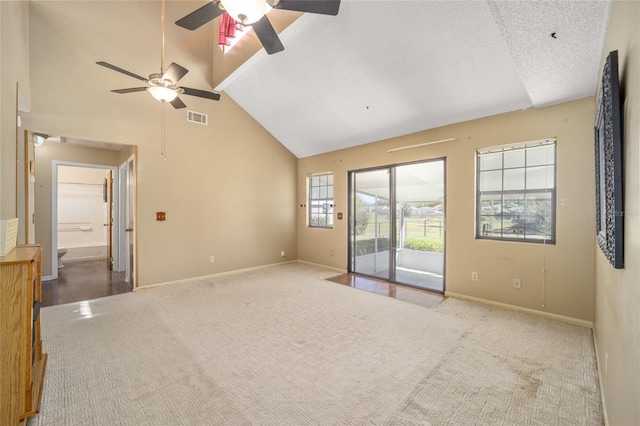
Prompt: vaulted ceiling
<box><xmin>219</xmin><ymin>0</ymin><xmax>611</xmax><ymax>158</ymax></box>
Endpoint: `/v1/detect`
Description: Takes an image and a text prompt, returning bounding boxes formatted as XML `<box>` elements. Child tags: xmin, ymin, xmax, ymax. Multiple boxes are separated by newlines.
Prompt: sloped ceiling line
<box><xmin>221</xmin><ymin>0</ymin><xmax>610</xmax><ymax>158</ymax></box>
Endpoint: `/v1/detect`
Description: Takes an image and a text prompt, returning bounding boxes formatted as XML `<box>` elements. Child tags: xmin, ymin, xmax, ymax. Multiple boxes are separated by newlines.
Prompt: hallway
<box><xmin>42</xmin><ymin>260</ymin><xmax>132</xmax><ymax>307</ymax></box>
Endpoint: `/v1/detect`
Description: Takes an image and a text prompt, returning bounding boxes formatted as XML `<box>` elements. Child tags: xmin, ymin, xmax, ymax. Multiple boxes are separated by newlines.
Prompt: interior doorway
<box><xmin>42</xmin><ymin>155</ymin><xmax>136</xmax><ymax>306</ymax></box>
<box><xmin>52</xmin><ymin>162</ymin><xmax>118</xmax><ymax>275</ymax></box>
<box><xmin>349</xmin><ymin>159</ymin><xmax>446</xmax><ymax>293</ymax></box>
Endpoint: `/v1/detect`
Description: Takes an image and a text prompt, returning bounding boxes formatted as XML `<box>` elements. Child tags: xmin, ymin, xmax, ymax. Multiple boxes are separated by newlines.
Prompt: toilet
<box><xmin>57</xmin><ymin>248</ymin><xmax>68</xmax><ymax>268</ymax></box>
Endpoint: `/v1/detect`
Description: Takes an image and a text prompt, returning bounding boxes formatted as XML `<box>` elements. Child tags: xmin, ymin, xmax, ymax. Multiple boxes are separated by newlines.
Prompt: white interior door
<box><xmin>118</xmin><ymin>163</ymin><xmax>127</xmax><ymax>272</ymax></box>
<box><xmin>124</xmin><ymin>155</ymin><xmax>136</xmax><ymax>289</ymax></box>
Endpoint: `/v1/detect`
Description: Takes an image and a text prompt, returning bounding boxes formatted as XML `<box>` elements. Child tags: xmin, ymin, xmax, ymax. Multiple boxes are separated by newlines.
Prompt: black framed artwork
<box><xmin>595</xmin><ymin>50</ymin><xmax>624</xmax><ymax>269</ymax></box>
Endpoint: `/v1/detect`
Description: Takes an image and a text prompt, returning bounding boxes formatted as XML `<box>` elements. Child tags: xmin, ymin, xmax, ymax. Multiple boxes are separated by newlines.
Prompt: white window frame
<box><xmin>308</xmin><ymin>173</ymin><xmax>334</xmax><ymax>229</ymax></box>
<box><xmin>476</xmin><ymin>139</ymin><xmax>557</xmax><ymax>244</ymax></box>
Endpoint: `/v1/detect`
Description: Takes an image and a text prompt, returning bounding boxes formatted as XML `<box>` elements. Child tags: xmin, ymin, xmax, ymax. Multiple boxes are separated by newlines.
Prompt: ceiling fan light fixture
<box><xmin>220</xmin><ymin>0</ymin><xmax>266</xmax><ymax>24</ymax></box>
<box><xmin>148</xmin><ymin>85</ymin><xmax>179</xmax><ymax>102</ymax></box>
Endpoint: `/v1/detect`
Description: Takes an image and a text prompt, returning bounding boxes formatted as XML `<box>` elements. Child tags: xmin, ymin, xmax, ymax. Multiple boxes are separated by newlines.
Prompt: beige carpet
<box><xmin>30</xmin><ymin>263</ymin><xmax>602</xmax><ymax>425</ymax></box>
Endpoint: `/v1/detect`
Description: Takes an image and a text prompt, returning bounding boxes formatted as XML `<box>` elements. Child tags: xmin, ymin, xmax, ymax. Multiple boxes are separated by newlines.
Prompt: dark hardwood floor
<box><xmin>42</xmin><ymin>260</ymin><xmax>132</xmax><ymax>307</ymax></box>
<box><xmin>326</xmin><ymin>273</ymin><xmax>445</xmax><ymax>308</ymax></box>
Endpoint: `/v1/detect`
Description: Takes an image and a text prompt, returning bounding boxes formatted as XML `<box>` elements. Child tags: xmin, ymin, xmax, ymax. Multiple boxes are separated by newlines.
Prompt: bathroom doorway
<box><xmin>44</xmin><ymin>159</ymin><xmax>134</xmax><ymax>306</ymax></box>
<box><xmin>53</xmin><ymin>162</ymin><xmax>118</xmax><ymax>273</ymax></box>
<box><xmin>30</xmin><ymin>135</ymin><xmax>137</xmax><ymax>305</ymax></box>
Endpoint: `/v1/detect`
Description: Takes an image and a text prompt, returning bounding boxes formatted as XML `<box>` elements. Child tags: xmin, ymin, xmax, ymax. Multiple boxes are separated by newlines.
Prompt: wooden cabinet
<box><xmin>0</xmin><ymin>245</ymin><xmax>47</xmax><ymax>425</ymax></box>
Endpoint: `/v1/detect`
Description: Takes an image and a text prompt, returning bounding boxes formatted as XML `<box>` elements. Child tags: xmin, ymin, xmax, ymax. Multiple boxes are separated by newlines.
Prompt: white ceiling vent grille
<box><xmin>187</xmin><ymin>110</ymin><xmax>208</xmax><ymax>125</ymax></box>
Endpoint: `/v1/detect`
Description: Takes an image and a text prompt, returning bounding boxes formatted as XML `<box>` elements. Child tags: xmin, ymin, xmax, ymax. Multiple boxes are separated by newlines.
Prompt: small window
<box><xmin>309</xmin><ymin>173</ymin><xmax>334</xmax><ymax>228</ymax></box>
<box><xmin>476</xmin><ymin>139</ymin><xmax>556</xmax><ymax>243</ymax></box>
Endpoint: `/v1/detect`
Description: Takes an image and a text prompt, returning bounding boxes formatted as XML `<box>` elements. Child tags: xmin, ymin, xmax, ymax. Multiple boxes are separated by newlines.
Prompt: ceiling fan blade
<box><xmin>252</xmin><ymin>16</ymin><xmax>285</xmax><ymax>55</ymax></box>
<box><xmin>170</xmin><ymin>97</ymin><xmax>187</xmax><ymax>109</ymax></box>
<box><xmin>111</xmin><ymin>87</ymin><xmax>148</xmax><ymax>94</ymax></box>
<box><xmin>96</xmin><ymin>61</ymin><xmax>148</xmax><ymax>82</ymax></box>
<box><xmin>181</xmin><ymin>87</ymin><xmax>221</xmax><ymax>101</ymax></box>
<box><xmin>175</xmin><ymin>1</ymin><xmax>224</xmax><ymax>30</ymax></box>
<box><xmin>163</xmin><ymin>63</ymin><xmax>189</xmax><ymax>84</ymax></box>
<box><xmin>275</xmin><ymin>0</ymin><xmax>341</xmax><ymax>16</ymax></box>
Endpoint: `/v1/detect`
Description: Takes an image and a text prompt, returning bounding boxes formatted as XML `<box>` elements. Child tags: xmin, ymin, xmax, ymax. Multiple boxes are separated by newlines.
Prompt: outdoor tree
<box><xmin>354</xmin><ymin>195</ymin><xmax>370</xmax><ymax>235</ymax></box>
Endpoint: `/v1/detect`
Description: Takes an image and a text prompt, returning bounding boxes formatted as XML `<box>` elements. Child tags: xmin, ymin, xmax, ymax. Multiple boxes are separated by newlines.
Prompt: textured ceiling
<box><xmin>219</xmin><ymin>0</ymin><xmax>611</xmax><ymax>158</ymax></box>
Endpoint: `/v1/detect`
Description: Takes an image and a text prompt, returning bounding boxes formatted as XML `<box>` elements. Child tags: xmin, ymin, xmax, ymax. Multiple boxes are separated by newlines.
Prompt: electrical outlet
<box><xmin>330</xmin><ymin>249</ymin><xmax>334</xmax><ymax>257</ymax></box>
<box><xmin>471</xmin><ymin>272</ymin><xmax>478</xmax><ymax>281</ymax></box>
<box><xmin>209</xmin><ymin>255</ymin><xmax>215</xmax><ymax>263</ymax></box>
<box><xmin>513</xmin><ymin>278</ymin><xmax>522</xmax><ymax>289</ymax></box>
<box><xmin>280</xmin><ymin>251</ymin><xmax>286</xmax><ymax>257</ymax></box>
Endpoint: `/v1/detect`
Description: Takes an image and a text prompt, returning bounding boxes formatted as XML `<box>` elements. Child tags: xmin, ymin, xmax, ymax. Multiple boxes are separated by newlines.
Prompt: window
<box><xmin>476</xmin><ymin>139</ymin><xmax>556</xmax><ymax>243</ymax></box>
<box><xmin>309</xmin><ymin>173</ymin><xmax>334</xmax><ymax>228</ymax></box>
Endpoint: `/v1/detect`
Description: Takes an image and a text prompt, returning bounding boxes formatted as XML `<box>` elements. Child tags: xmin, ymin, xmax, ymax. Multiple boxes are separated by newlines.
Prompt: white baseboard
<box><xmin>64</xmin><ymin>255</ymin><xmax>106</xmax><ymax>263</ymax></box>
<box><xmin>591</xmin><ymin>330</ymin><xmax>610</xmax><ymax>426</ymax></box>
<box><xmin>444</xmin><ymin>291</ymin><xmax>594</xmax><ymax>328</ymax></box>
<box><xmin>295</xmin><ymin>259</ymin><xmax>347</xmax><ymax>274</ymax></box>
<box><xmin>139</xmin><ymin>260</ymin><xmax>299</xmax><ymax>290</ymax></box>
<box><xmin>140</xmin><ymin>259</ymin><xmax>346</xmax><ymax>291</ymax></box>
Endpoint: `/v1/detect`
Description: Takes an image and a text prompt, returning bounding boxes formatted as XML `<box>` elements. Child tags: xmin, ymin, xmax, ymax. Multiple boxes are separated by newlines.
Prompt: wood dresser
<box><xmin>0</xmin><ymin>245</ymin><xmax>47</xmax><ymax>425</ymax></box>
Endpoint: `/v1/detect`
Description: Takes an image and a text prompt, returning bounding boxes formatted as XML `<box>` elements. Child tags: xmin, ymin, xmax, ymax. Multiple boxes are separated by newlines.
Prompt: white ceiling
<box><xmin>218</xmin><ymin>0</ymin><xmax>611</xmax><ymax>158</ymax></box>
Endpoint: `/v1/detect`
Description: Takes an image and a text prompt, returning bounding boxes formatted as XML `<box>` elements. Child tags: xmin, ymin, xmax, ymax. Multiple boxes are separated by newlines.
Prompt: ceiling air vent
<box><xmin>187</xmin><ymin>110</ymin><xmax>208</xmax><ymax>125</ymax></box>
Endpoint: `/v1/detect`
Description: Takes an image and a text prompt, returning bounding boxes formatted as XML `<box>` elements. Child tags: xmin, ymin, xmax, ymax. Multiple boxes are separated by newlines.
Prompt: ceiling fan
<box><xmin>97</xmin><ymin>0</ymin><xmax>220</xmax><ymax>109</ymax></box>
<box><xmin>175</xmin><ymin>0</ymin><xmax>341</xmax><ymax>55</ymax></box>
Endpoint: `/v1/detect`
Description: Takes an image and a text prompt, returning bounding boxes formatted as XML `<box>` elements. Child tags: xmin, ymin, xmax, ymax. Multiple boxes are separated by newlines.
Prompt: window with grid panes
<box><xmin>476</xmin><ymin>139</ymin><xmax>556</xmax><ymax>243</ymax></box>
<box><xmin>309</xmin><ymin>173</ymin><xmax>334</xmax><ymax>228</ymax></box>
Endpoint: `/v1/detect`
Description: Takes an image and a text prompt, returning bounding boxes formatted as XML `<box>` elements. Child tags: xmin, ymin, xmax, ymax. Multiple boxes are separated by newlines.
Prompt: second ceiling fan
<box><xmin>176</xmin><ymin>0</ymin><xmax>341</xmax><ymax>55</ymax></box>
<box><xmin>97</xmin><ymin>0</ymin><xmax>220</xmax><ymax>109</ymax></box>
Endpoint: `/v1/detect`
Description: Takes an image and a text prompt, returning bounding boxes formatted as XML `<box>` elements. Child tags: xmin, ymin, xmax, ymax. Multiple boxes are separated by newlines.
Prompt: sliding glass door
<box><xmin>393</xmin><ymin>161</ymin><xmax>445</xmax><ymax>291</ymax></box>
<box><xmin>351</xmin><ymin>168</ymin><xmax>391</xmax><ymax>279</ymax></box>
<box><xmin>350</xmin><ymin>159</ymin><xmax>445</xmax><ymax>292</ymax></box>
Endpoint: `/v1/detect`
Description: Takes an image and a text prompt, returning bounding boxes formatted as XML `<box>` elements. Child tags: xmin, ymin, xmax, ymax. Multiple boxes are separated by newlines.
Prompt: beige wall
<box><xmin>298</xmin><ymin>98</ymin><xmax>596</xmax><ymax>323</ymax></box>
<box><xmin>24</xmin><ymin>1</ymin><xmax>298</xmax><ymax>286</ymax></box>
<box><xmin>118</xmin><ymin>145</ymin><xmax>136</xmax><ymax>165</ymax></box>
<box><xmin>4</xmin><ymin>0</ymin><xmax>637</xmax><ymax>421</ymax></box>
<box><xmin>0</xmin><ymin>1</ymin><xmax>30</xmax><ymax>220</ymax></box>
<box><xmin>594</xmin><ymin>2</ymin><xmax>640</xmax><ymax>425</ymax></box>
<box><xmin>34</xmin><ymin>142</ymin><xmax>121</xmax><ymax>275</ymax></box>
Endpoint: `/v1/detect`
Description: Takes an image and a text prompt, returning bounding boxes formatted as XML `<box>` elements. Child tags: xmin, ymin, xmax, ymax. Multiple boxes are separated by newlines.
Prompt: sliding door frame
<box><xmin>348</xmin><ymin>157</ymin><xmax>447</xmax><ymax>293</ymax></box>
